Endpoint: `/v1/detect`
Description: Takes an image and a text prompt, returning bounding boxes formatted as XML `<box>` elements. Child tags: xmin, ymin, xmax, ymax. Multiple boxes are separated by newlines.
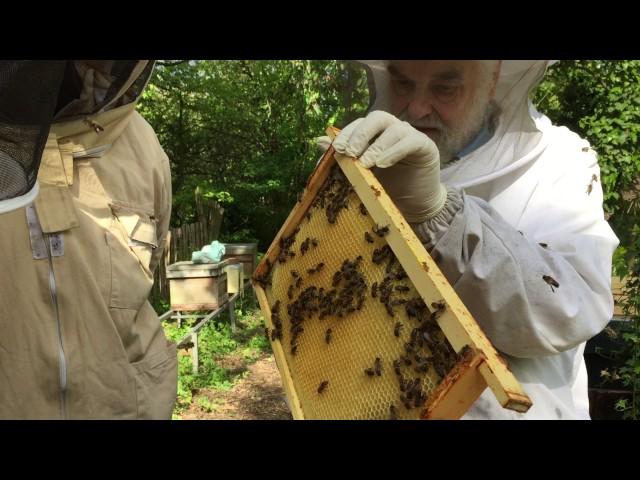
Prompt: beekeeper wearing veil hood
<box><xmin>0</xmin><ymin>61</ymin><xmax>176</xmax><ymax>419</ymax></box>
<box><xmin>330</xmin><ymin>60</ymin><xmax>619</xmax><ymax>419</ymax></box>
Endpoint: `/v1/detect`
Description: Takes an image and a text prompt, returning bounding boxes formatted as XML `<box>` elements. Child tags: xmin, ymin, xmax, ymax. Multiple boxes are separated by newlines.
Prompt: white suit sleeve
<box><xmin>412</xmin><ymin>172</ymin><xmax>618</xmax><ymax>359</ymax></box>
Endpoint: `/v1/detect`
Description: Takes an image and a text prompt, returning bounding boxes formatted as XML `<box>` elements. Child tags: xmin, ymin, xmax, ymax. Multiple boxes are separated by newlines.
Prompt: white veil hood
<box><xmin>356</xmin><ymin>60</ymin><xmax>557</xmax><ymax>189</ymax></box>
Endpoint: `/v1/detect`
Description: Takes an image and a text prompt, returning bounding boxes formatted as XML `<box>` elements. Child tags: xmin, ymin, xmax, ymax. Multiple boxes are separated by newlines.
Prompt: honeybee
<box><xmin>373</xmin><ymin>225</ymin><xmax>390</xmax><ymax>237</ymax></box>
<box><xmin>271</xmin><ymin>300</ymin><xmax>281</xmax><ymax>314</ymax></box>
<box><xmin>586</xmin><ymin>174</ymin><xmax>598</xmax><ymax>195</ymax></box>
<box><xmin>542</xmin><ymin>275</ymin><xmax>560</xmax><ymax>292</ymax></box>
<box><xmin>394</xmin><ymin>322</ymin><xmax>403</xmax><ymax>337</ymax></box>
<box><xmin>389</xmin><ymin>405</ymin><xmax>399</xmax><ymax>420</ymax></box>
<box><xmin>393</xmin><ymin>359</ymin><xmax>402</xmax><ymax>376</ymax></box>
<box><xmin>374</xmin><ymin>357</ymin><xmax>382</xmax><ymax>376</ymax></box>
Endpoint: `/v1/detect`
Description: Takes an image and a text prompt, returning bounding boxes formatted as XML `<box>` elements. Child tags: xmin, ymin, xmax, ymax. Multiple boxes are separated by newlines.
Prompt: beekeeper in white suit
<box><xmin>328</xmin><ymin>60</ymin><xmax>619</xmax><ymax>419</ymax></box>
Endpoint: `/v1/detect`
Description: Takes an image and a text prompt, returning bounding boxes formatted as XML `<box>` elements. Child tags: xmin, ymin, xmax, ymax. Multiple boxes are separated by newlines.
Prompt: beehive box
<box><xmin>252</xmin><ymin>128</ymin><xmax>532</xmax><ymax>420</ymax></box>
<box><xmin>222</xmin><ymin>243</ymin><xmax>257</xmax><ymax>277</ymax></box>
<box><xmin>167</xmin><ymin>260</ymin><xmax>229</xmax><ymax>311</ymax></box>
<box><xmin>225</xmin><ymin>262</ymin><xmax>244</xmax><ymax>295</ymax></box>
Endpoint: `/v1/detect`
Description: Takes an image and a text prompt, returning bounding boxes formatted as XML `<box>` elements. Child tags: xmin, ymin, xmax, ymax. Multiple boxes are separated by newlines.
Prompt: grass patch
<box><xmin>158</xmin><ymin>291</ymin><xmax>272</xmax><ymax>416</ymax></box>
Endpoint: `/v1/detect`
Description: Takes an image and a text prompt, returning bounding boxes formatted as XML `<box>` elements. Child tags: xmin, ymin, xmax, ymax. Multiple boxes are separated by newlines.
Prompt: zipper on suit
<box><xmin>44</xmin><ymin>233</ymin><xmax>68</xmax><ymax>419</ymax></box>
<box><xmin>26</xmin><ymin>205</ymin><xmax>69</xmax><ymax>418</ymax></box>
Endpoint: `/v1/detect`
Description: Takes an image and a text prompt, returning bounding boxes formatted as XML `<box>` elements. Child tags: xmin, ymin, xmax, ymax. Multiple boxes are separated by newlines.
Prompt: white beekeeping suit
<box><xmin>352</xmin><ymin>60</ymin><xmax>619</xmax><ymax>419</ymax></box>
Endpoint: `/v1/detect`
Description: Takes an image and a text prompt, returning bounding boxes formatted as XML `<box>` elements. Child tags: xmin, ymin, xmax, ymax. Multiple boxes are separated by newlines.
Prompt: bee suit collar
<box><xmin>0</xmin><ymin>60</ymin><xmax>154</xmax><ymax>215</ymax></box>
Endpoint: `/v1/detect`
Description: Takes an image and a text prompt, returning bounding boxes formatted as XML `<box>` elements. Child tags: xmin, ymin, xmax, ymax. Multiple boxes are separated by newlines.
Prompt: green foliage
<box><xmin>534</xmin><ymin>60</ymin><xmax>640</xmax><ymax>418</ymax></box>
<box><xmin>162</xmin><ymin>293</ymin><xmax>271</xmax><ymax>415</ymax></box>
<box><xmin>196</xmin><ymin>397</ymin><xmax>219</xmax><ymax>413</ymax></box>
<box><xmin>144</xmin><ymin>60</ymin><xmax>640</xmax><ymax>418</ymax></box>
<box><xmin>534</xmin><ymin>61</ymin><xmax>640</xmax><ymax>226</ymax></box>
<box><xmin>247</xmin><ymin>332</ymin><xmax>271</xmax><ymax>354</ymax></box>
<box><xmin>138</xmin><ymin>60</ymin><xmax>369</xmax><ymax>247</ymax></box>
<box><xmin>613</xmin><ymin>276</ymin><xmax>640</xmax><ymax>419</ymax></box>
<box><xmin>149</xmin><ymin>295</ymin><xmax>170</xmax><ymax>316</ymax></box>
<box><xmin>170</xmin><ymin>176</ymin><xmax>233</xmax><ymax>226</ymax></box>
<box><xmin>163</xmin><ymin>317</ymin><xmax>237</xmax><ymax>412</ymax></box>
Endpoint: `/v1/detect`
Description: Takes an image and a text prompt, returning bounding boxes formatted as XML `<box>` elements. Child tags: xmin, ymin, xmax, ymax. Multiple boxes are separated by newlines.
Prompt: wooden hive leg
<box><xmin>191</xmin><ymin>331</ymin><xmax>199</xmax><ymax>374</ymax></box>
<box><xmin>229</xmin><ymin>297</ymin><xmax>237</xmax><ymax>333</ymax></box>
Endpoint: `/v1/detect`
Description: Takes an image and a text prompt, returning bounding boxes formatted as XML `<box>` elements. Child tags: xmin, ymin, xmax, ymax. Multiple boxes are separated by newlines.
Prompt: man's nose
<box><xmin>406</xmin><ymin>93</ymin><xmax>433</xmax><ymax>120</ymax></box>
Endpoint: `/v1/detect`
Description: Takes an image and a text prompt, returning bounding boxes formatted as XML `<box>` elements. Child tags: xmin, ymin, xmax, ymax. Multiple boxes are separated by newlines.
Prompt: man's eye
<box><xmin>433</xmin><ymin>85</ymin><xmax>459</xmax><ymax>101</ymax></box>
<box><xmin>391</xmin><ymin>78</ymin><xmax>413</xmax><ymax>96</ymax></box>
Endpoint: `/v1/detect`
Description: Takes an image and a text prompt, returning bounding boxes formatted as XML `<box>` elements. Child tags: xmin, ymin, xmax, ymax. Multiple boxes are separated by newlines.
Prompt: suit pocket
<box><xmin>106</xmin><ymin>202</ymin><xmax>158</xmax><ymax>309</ymax></box>
<box><xmin>131</xmin><ymin>341</ymin><xmax>178</xmax><ymax>420</ymax></box>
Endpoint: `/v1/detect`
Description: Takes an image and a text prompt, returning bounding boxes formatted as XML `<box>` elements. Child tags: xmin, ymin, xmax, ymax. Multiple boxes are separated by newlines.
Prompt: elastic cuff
<box><xmin>410</xmin><ymin>187</ymin><xmax>463</xmax><ymax>250</ymax></box>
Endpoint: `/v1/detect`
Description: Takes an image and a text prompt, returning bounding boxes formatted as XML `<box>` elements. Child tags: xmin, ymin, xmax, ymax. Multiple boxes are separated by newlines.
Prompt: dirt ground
<box><xmin>179</xmin><ymin>354</ymin><xmax>293</xmax><ymax>420</ymax></box>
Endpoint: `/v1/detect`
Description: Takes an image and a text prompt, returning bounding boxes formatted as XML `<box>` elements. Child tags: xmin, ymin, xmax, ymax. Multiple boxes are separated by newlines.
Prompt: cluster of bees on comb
<box><xmin>254</xmin><ymin>165</ymin><xmax>462</xmax><ymax>419</ymax></box>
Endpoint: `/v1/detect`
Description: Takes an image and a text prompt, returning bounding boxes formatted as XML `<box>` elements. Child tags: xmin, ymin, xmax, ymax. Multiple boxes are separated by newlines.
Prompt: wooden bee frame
<box><xmin>252</xmin><ymin>127</ymin><xmax>532</xmax><ymax>420</ymax></box>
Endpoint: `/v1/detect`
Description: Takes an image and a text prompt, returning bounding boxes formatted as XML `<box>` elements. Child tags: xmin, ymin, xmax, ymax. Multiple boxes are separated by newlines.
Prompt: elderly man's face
<box><xmin>387</xmin><ymin>60</ymin><xmax>498</xmax><ymax>163</ymax></box>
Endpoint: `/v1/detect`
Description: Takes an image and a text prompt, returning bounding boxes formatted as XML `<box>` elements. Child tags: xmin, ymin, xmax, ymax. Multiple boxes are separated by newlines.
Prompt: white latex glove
<box><xmin>332</xmin><ymin>110</ymin><xmax>447</xmax><ymax>223</ymax></box>
<box><xmin>316</xmin><ymin>135</ymin><xmax>332</xmax><ymax>154</ymax></box>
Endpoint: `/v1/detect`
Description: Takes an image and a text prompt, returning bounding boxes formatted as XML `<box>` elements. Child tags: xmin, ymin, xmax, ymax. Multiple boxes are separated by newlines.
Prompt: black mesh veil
<box><xmin>0</xmin><ymin>60</ymin><xmax>67</xmax><ymax>212</ymax></box>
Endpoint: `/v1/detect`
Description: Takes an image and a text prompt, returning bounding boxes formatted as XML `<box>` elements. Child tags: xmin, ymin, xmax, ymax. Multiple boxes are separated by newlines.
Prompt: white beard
<box><xmin>399</xmin><ymin>95</ymin><xmax>498</xmax><ymax>165</ymax></box>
